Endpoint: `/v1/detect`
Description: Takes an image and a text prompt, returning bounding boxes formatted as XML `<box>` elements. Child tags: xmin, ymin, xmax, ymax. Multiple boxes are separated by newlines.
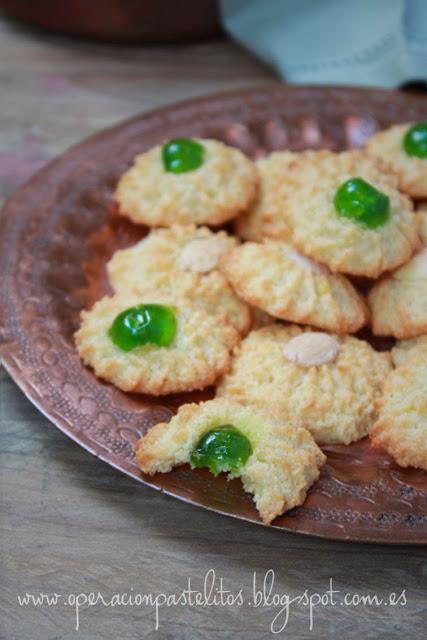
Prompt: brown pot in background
<box><xmin>0</xmin><ymin>0</ymin><xmax>223</xmax><ymax>42</ymax></box>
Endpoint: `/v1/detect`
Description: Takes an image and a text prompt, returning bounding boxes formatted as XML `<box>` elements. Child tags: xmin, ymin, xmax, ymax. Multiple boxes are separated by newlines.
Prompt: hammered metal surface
<box><xmin>1</xmin><ymin>85</ymin><xmax>426</xmax><ymax>543</ymax></box>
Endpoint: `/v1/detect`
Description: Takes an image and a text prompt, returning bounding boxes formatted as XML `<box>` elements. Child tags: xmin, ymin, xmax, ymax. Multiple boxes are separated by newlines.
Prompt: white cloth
<box><xmin>220</xmin><ymin>0</ymin><xmax>427</xmax><ymax>87</ymax></box>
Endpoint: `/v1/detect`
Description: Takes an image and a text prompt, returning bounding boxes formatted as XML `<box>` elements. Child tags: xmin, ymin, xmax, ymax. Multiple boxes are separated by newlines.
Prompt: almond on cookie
<box><xmin>217</xmin><ymin>324</ymin><xmax>391</xmax><ymax>445</ymax></box>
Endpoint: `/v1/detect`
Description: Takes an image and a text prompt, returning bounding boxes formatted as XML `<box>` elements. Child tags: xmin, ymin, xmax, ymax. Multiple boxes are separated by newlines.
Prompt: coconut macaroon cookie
<box><xmin>368</xmin><ymin>215</ymin><xmax>427</xmax><ymax>338</ymax></box>
<box><xmin>74</xmin><ymin>292</ymin><xmax>240</xmax><ymax>395</ymax></box>
<box><xmin>370</xmin><ymin>360</ymin><xmax>427</xmax><ymax>471</ymax></box>
<box><xmin>115</xmin><ymin>138</ymin><xmax>258</xmax><ymax>227</ymax></box>
<box><xmin>135</xmin><ymin>398</ymin><xmax>325</xmax><ymax>524</ymax></box>
<box><xmin>217</xmin><ymin>325</ymin><xmax>391</xmax><ymax>445</ymax></box>
<box><xmin>365</xmin><ymin>123</ymin><xmax>427</xmax><ymax>198</ymax></box>
<box><xmin>234</xmin><ymin>151</ymin><xmax>295</xmax><ymax>241</ymax></box>
<box><xmin>107</xmin><ymin>225</ymin><xmax>250</xmax><ymax>334</ymax></box>
<box><xmin>273</xmin><ymin>150</ymin><xmax>419</xmax><ymax>278</ymax></box>
<box><xmin>220</xmin><ymin>240</ymin><xmax>368</xmax><ymax>333</ymax></box>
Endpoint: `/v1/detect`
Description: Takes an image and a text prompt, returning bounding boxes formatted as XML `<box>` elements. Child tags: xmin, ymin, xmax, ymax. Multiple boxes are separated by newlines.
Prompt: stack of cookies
<box><xmin>75</xmin><ymin>126</ymin><xmax>427</xmax><ymax>524</ymax></box>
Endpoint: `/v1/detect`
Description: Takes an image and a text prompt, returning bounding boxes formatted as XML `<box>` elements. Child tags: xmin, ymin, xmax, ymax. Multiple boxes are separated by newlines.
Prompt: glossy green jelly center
<box><xmin>109</xmin><ymin>304</ymin><xmax>176</xmax><ymax>352</ymax></box>
<box><xmin>403</xmin><ymin>122</ymin><xmax>427</xmax><ymax>158</ymax></box>
<box><xmin>334</xmin><ymin>177</ymin><xmax>390</xmax><ymax>229</ymax></box>
<box><xmin>190</xmin><ymin>425</ymin><xmax>253</xmax><ymax>476</ymax></box>
<box><xmin>162</xmin><ymin>138</ymin><xmax>204</xmax><ymax>173</ymax></box>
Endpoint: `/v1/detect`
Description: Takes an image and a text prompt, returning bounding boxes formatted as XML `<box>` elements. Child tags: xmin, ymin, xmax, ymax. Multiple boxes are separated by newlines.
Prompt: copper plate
<box><xmin>1</xmin><ymin>85</ymin><xmax>426</xmax><ymax>544</ymax></box>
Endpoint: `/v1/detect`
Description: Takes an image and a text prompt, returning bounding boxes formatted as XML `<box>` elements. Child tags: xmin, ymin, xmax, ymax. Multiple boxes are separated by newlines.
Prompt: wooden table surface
<box><xmin>0</xmin><ymin>16</ymin><xmax>426</xmax><ymax>640</ymax></box>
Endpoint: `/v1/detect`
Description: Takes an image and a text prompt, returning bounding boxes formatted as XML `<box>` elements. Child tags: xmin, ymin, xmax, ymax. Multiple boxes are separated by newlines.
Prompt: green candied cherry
<box><xmin>162</xmin><ymin>138</ymin><xmax>204</xmax><ymax>173</ymax></box>
<box><xmin>403</xmin><ymin>122</ymin><xmax>427</xmax><ymax>158</ymax></box>
<box><xmin>333</xmin><ymin>177</ymin><xmax>390</xmax><ymax>229</ymax></box>
<box><xmin>109</xmin><ymin>304</ymin><xmax>176</xmax><ymax>352</ymax></box>
<box><xmin>190</xmin><ymin>425</ymin><xmax>253</xmax><ymax>476</ymax></box>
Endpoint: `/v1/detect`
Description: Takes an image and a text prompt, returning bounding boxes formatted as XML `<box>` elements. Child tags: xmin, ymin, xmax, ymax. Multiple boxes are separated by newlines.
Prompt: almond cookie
<box><xmin>75</xmin><ymin>292</ymin><xmax>240</xmax><ymax>395</ymax></box>
<box><xmin>274</xmin><ymin>150</ymin><xmax>419</xmax><ymax>278</ymax></box>
<box><xmin>115</xmin><ymin>138</ymin><xmax>258</xmax><ymax>227</ymax></box>
<box><xmin>234</xmin><ymin>151</ymin><xmax>295</xmax><ymax>241</ymax></box>
<box><xmin>368</xmin><ymin>220</ymin><xmax>427</xmax><ymax>338</ymax></box>
<box><xmin>392</xmin><ymin>336</ymin><xmax>427</xmax><ymax>367</ymax></box>
<box><xmin>365</xmin><ymin>123</ymin><xmax>427</xmax><ymax>198</ymax></box>
<box><xmin>220</xmin><ymin>240</ymin><xmax>368</xmax><ymax>333</ymax></box>
<box><xmin>370</xmin><ymin>359</ymin><xmax>427</xmax><ymax>470</ymax></box>
<box><xmin>217</xmin><ymin>325</ymin><xmax>391</xmax><ymax>445</ymax></box>
<box><xmin>135</xmin><ymin>398</ymin><xmax>325</xmax><ymax>524</ymax></box>
<box><xmin>107</xmin><ymin>225</ymin><xmax>250</xmax><ymax>334</ymax></box>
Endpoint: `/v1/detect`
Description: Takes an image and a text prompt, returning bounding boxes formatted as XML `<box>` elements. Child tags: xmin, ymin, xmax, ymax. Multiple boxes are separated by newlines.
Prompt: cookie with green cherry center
<box><xmin>114</xmin><ymin>138</ymin><xmax>258</xmax><ymax>227</ymax></box>
<box><xmin>74</xmin><ymin>292</ymin><xmax>240</xmax><ymax>395</ymax></box>
<box><xmin>365</xmin><ymin>122</ymin><xmax>427</xmax><ymax>198</ymax></box>
<box><xmin>135</xmin><ymin>398</ymin><xmax>325</xmax><ymax>525</ymax></box>
<box><xmin>270</xmin><ymin>149</ymin><xmax>420</xmax><ymax>278</ymax></box>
